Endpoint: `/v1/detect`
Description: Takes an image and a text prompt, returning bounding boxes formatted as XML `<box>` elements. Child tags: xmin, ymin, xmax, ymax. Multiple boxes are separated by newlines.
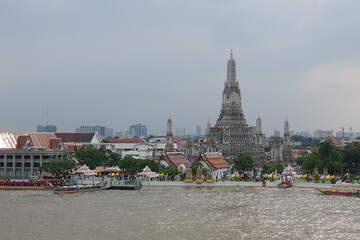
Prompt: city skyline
<box><xmin>1</xmin><ymin>1</ymin><xmax>360</xmax><ymax>136</ymax></box>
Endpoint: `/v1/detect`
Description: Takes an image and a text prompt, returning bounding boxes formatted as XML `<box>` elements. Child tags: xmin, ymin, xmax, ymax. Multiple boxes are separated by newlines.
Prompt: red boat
<box><xmin>317</xmin><ymin>188</ymin><xmax>360</xmax><ymax>197</ymax></box>
<box><xmin>278</xmin><ymin>181</ymin><xmax>292</xmax><ymax>188</ymax></box>
<box><xmin>0</xmin><ymin>179</ymin><xmax>61</xmax><ymax>190</ymax></box>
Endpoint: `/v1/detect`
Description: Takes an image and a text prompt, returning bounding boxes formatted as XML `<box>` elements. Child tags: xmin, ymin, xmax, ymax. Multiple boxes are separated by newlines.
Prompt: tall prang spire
<box><xmin>284</xmin><ymin>118</ymin><xmax>291</xmax><ymax>145</ymax></box>
<box><xmin>218</xmin><ymin>51</ymin><xmax>246</xmax><ymax>126</ymax></box>
<box><xmin>256</xmin><ymin>115</ymin><xmax>262</xmax><ymax>134</ymax></box>
<box><xmin>282</xmin><ymin>118</ymin><xmax>295</xmax><ymax>166</ymax></box>
<box><xmin>209</xmin><ymin>52</ymin><xmax>255</xmax><ymax>163</ymax></box>
<box><xmin>253</xmin><ymin>115</ymin><xmax>265</xmax><ymax>167</ymax></box>
<box><xmin>165</xmin><ymin>116</ymin><xmax>175</xmax><ymax>152</ymax></box>
<box><xmin>167</xmin><ymin>116</ymin><xmax>173</xmax><ymax>136</ymax></box>
<box><xmin>205</xmin><ymin>118</ymin><xmax>211</xmax><ymax>137</ymax></box>
<box><xmin>227</xmin><ymin>50</ymin><xmax>236</xmax><ymax>82</ymax></box>
<box><xmin>284</xmin><ymin>118</ymin><xmax>289</xmax><ymax>135</ymax></box>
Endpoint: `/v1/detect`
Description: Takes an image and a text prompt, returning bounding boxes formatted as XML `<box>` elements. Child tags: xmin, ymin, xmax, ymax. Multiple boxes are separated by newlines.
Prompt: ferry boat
<box><xmin>0</xmin><ymin>179</ymin><xmax>60</xmax><ymax>190</ymax></box>
<box><xmin>53</xmin><ymin>184</ymin><xmax>110</xmax><ymax>194</ymax></box>
<box><xmin>317</xmin><ymin>188</ymin><xmax>360</xmax><ymax>197</ymax></box>
<box><xmin>278</xmin><ymin>165</ymin><xmax>296</xmax><ymax>188</ymax></box>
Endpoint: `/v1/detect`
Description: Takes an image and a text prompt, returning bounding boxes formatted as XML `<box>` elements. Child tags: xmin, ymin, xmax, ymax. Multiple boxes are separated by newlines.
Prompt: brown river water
<box><xmin>0</xmin><ymin>186</ymin><xmax>359</xmax><ymax>240</ymax></box>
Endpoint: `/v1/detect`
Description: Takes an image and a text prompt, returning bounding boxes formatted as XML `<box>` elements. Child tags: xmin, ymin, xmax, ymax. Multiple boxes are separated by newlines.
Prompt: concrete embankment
<box><xmin>144</xmin><ymin>180</ymin><xmax>335</xmax><ymax>188</ymax></box>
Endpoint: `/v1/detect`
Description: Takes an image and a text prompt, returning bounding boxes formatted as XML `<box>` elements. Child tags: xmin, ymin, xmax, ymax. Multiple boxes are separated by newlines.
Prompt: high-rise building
<box><xmin>313</xmin><ymin>129</ymin><xmax>333</xmax><ymax>139</ymax></box>
<box><xmin>105</xmin><ymin>128</ymin><xmax>114</xmax><ymax>138</ymax></box>
<box><xmin>298</xmin><ymin>131</ymin><xmax>311</xmax><ymax>138</ymax></box>
<box><xmin>274</xmin><ymin>130</ymin><xmax>280</xmax><ymax>137</ymax></box>
<box><xmin>175</xmin><ymin>127</ymin><xmax>186</xmax><ymax>137</ymax></box>
<box><xmin>36</xmin><ymin>124</ymin><xmax>57</xmax><ymax>133</ymax></box>
<box><xmin>196</xmin><ymin>126</ymin><xmax>201</xmax><ymax>136</ymax></box>
<box><xmin>76</xmin><ymin>125</ymin><xmax>106</xmax><ymax>137</ymax></box>
<box><xmin>36</xmin><ymin>125</ymin><xmax>44</xmax><ymax>132</ymax></box>
<box><xmin>209</xmin><ymin>51</ymin><xmax>255</xmax><ymax>162</ymax></box>
<box><xmin>128</xmin><ymin>123</ymin><xmax>147</xmax><ymax>138</ymax></box>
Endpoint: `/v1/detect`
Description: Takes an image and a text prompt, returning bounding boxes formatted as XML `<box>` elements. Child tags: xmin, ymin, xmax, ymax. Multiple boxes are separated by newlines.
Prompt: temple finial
<box><xmin>230</xmin><ymin>49</ymin><xmax>233</xmax><ymax>58</ymax></box>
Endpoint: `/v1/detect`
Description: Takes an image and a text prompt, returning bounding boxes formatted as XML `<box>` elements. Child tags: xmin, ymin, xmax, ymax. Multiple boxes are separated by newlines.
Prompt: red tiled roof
<box><xmin>105</xmin><ymin>138</ymin><xmax>143</xmax><ymax>143</ymax></box>
<box><xmin>64</xmin><ymin>144</ymin><xmax>76</xmax><ymax>151</ymax></box>
<box><xmin>50</xmin><ymin>138</ymin><xmax>62</xmax><ymax>150</ymax></box>
<box><xmin>0</xmin><ymin>133</ymin><xmax>61</xmax><ymax>150</ymax></box>
<box><xmin>198</xmin><ymin>153</ymin><xmax>229</xmax><ymax>170</ymax></box>
<box><xmin>55</xmin><ymin>133</ymin><xmax>96</xmax><ymax>143</ymax></box>
<box><xmin>160</xmin><ymin>152</ymin><xmax>191</xmax><ymax>168</ymax></box>
<box><xmin>326</xmin><ymin>136</ymin><xmax>342</xmax><ymax>147</ymax></box>
<box><xmin>16</xmin><ymin>135</ymin><xmax>29</xmax><ymax>149</ymax></box>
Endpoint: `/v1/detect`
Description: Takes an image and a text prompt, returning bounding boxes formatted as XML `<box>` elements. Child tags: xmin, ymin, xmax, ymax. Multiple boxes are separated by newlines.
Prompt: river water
<box><xmin>0</xmin><ymin>186</ymin><xmax>359</xmax><ymax>240</ymax></box>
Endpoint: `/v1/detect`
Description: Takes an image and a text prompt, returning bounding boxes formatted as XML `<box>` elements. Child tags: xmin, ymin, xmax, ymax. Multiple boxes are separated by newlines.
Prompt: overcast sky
<box><xmin>1</xmin><ymin>0</ymin><xmax>360</xmax><ymax>136</ymax></box>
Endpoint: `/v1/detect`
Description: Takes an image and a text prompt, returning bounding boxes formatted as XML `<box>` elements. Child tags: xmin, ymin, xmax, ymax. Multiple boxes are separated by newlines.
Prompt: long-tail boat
<box><xmin>316</xmin><ymin>188</ymin><xmax>360</xmax><ymax>196</ymax></box>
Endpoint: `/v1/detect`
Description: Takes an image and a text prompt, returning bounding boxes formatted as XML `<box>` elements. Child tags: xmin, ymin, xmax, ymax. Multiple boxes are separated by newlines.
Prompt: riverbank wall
<box><xmin>143</xmin><ymin>180</ymin><xmax>337</xmax><ymax>188</ymax></box>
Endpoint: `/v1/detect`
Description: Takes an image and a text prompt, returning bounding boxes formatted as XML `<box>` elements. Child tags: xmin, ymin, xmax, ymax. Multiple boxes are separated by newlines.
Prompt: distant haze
<box><xmin>1</xmin><ymin>1</ymin><xmax>360</xmax><ymax>136</ymax></box>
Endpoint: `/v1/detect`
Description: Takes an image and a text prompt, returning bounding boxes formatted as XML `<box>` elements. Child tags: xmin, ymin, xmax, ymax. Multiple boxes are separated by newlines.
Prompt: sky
<box><xmin>1</xmin><ymin>0</ymin><xmax>360</xmax><ymax>136</ymax></box>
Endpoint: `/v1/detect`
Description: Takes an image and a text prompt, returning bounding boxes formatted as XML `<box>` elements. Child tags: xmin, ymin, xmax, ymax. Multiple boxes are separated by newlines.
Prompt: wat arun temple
<box><xmin>207</xmin><ymin>51</ymin><xmax>265</xmax><ymax>166</ymax></box>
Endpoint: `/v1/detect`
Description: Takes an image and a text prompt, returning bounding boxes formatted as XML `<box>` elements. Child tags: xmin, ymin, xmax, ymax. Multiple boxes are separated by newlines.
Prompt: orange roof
<box><xmin>104</xmin><ymin>138</ymin><xmax>143</xmax><ymax>143</ymax></box>
<box><xmin>160</xmin><ymin>152</ymin><xmax>191</xmax><ymax>168</ymax></box>
<box><xmin>326</xmin><ymin>136</ymin><xmax>342</xmax><ymax>147</ymax></box>
<box><xmin>198</xmin><ymin>153</ymin><xmax>229</xmax><ymax>170</ymax></box>
<box><xmin>0</xmin><ymin>132</ymin><xmax>61</xmax><ymax>150</ymax></box>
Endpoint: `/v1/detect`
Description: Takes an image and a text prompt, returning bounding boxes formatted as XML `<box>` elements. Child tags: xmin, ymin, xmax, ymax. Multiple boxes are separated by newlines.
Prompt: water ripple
<box><xmin>0</xmin><ymin>186</ymin><xmax>360</xmax><ymax>239</ymax></box>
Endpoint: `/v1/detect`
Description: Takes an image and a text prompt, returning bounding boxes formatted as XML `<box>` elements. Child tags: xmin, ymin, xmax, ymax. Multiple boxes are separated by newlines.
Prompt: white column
<box><xmin>21</xmin><ymin>155</ymin><xmax>24</xmax><ymax>178</ymax></box>
<box><xmin>4</xmin><ymin>155</ymin><xmax>7</xmax><ymax>177</ymax></box>
<box><xmin>30</xmin><ymin>156</ymin><xmax>34</xmax><ymax>177</ymax></box>
<box><xmin>12</xmin><ymin>155</ymin><xmax>15</xmax><ymax>177</ymax></box>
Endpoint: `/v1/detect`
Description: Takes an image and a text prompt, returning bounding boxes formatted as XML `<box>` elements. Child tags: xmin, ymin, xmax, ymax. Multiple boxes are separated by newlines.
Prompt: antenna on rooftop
<box><xmin>350</xmin><ymin>127</ymin><xmax>352</xmax><ymax>137</ymax></box>
<box><xmin>46</xmin><ymin>107</ymin><xmax>48</xmax><ymax>126</ymax></box>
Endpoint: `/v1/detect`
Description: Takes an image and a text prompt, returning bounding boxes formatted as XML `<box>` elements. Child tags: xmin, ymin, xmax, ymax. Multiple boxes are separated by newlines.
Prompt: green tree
<box><xmin>118</xmin><ymin>156</ymin><xmax>140</xmax><ymax>176</ymax></box>
<box><xmin>74</xmin><ymin>146</ymin><xmax>108</xmax><ymax>169</ymax></box>
<box><xmin>261</xmin><ymin>163</ymin><xmax>276</xmax><ymax>174</ymax></box>
<box><xmin>261</xmin><ymin>163</ymin><xmax>284</xmax><ymax>174</ymax></box>
<box><xmin>232</xmin><ymin>153</ymin><xmax>253</xmax><ymax>179</ymax></box>
<box><xmin>42</xmin><ymin>156</ymin><xmax>76</xmax><ymax>178</ymax></box>
<box><xmin>301</xmin><ymin>152</ymin><xmax>323</xmax><ymax>172</ymax></box>
<box><xmin>343</xmin><ymin>143</ymin><xmax>360</xmax><ymax>174</ymax></box>
<box><xmin>106</xmin><ymin>150</ymin><xmax>121</xmax><ymax>167</ymax></box>
<box><xmin>162</xmin><ymin>166</ymin><xmax>180</xmax><ymax>181</ymax></box>
<box><xmin>274</xmin><ymin>163</ymin><xmax>284</xmax><ymax>174</ymax></box>
<box><xmin>300</xmin><ymin>142</ymin><xmax>343</xmax><ymax>174</ymax></box>
<box><xmin>138</xmin><ymin>159</ymin><xmax>162</xmax><ymax>173</ymax></box>
<box><xmin>318</xmin><ymin>142</ymin><xmax>343</xmax><ymax>173</ymax></box>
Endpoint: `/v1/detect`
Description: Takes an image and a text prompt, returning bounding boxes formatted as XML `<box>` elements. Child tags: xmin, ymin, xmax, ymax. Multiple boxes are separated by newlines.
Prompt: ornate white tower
<box><xmin>205</xmin><ymin>118</ymin><xmax>211</xmax><ymax>137</ymax></box>
<box><xmin>282</xmin><ymin>118</ymin><xmax>295</xmax><ymax>165</ymax></box>
<box><xmin>165</xmin><ymin>117</ymin><xmax>175</xmax><ymax>152</ymax></box>
<box><xmin>254</xmin><ymin>115</ymin><xmax>265</xmax><ymax>167</ymax></box>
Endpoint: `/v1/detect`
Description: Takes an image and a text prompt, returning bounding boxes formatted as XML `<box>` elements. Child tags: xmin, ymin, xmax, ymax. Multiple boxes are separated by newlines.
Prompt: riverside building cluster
<box><xmin>0</xmin><ymin>52</ymin><xmax>354</xmax><ymax>179</ymax></box>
